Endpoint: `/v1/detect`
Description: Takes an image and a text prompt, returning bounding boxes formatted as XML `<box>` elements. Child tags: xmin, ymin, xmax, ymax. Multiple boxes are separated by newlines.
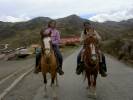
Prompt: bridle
<box><xmin>83</xmin><ymin>35</ymin><xmax>99</xmax><ymax>67</ymax></box>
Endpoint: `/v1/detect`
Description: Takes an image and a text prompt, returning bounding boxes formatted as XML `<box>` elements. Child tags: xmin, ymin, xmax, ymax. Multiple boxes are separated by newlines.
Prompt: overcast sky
<box><xmin>0</xmin><ymin>0</ymin><xmax>133</xmax><ymax>22</ymax></box>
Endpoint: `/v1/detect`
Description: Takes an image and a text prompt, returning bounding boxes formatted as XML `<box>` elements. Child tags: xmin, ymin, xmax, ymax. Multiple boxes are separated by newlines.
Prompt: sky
<box><xmin>0</xmin><ymin>0</ymin><xmax>133</xmax><ymax>22</ymax></box>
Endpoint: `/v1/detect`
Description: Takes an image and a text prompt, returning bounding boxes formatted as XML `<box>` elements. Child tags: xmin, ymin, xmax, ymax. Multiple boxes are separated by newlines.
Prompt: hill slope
<box><xmin>0</xmin><ymin>14</ymin><xmax>133</xmax><ymax>48</ymax></box>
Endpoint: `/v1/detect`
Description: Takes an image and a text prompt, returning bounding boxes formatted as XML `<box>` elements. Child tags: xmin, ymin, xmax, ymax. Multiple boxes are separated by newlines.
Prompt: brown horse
<box><xmin>40</xmin><ymin>36</ymin><xmax>58</xmax><ymax>100</ymax></box>
<box><xmin>83</xmin><ymin>34</ymin><xmax>99</xmax><ymax>98</ymax></box>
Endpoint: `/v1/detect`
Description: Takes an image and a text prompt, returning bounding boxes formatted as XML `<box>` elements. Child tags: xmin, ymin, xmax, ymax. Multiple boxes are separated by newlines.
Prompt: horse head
<box><xmin>83</xmin><ymin>35</ymin><xmax>99</xmax><ymax>65</ymax></box>
<box><xmin>42</xmin><ymin>36</ymin><xmax>52</xmax><ymax>56</ymax></box>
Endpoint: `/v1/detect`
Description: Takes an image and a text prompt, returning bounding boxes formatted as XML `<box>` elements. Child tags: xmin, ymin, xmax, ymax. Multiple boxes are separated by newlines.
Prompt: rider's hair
<box><xmin>48</xmin><ymin>20</ymin><xmax>56</xmax><ymax>28</ymax></box>
<box><xmin>83</xmin><ymin>21</ymin><xmax>91</xmax><ymax>26</ymax></box>
<box><xmin>84</xmin><ymin>29</ymin><xmax>87</xmax><ymax>35</ymax></box>
<box><xmin>83</xmin><ymin>21</ymin><xmax>91</xmax><ymax>35</ymax></box>
<box><xmin>83</xmin><ymin>21</ymin><xmax>95</xmax><ymax>35</ymax></box>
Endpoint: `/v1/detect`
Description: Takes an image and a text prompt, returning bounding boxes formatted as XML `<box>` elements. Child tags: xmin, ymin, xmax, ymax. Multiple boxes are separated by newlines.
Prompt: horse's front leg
<box><xmin>51</xmin><ymin>73</ymin><xmax>58</xmax><ymax>100</ymax></box>
<box><xmin>93</xmin><ymin>74</ymin><xmax>97</xmax><ymax>89</ymax></box>
<box><xmin>86</xmin><ymin>73</ymin><xmax>92</xmax><ymax>97</ymax></box>
<box><xmin>92</xmin><ymin>74</ymin><xmax>98</xmax><ymax>99</ymax></box>
<box><xmin>90</xmin><ymin>75</ymin><xmax>94</xmax><ymax>94</ymax></box>
<box><xmin>43</xmin><ymin>73</ymin><xmax>48</xmax><ymax>98</ymax></box>
<box><xmin>55</xmin><ymin>73</ymin><xmax>59</xmax><ymax>87</ymax></box>
<box><xmin>86</xmin><ymin>71</ymin><xmax>91</xmax><ymax>89</ymax></box>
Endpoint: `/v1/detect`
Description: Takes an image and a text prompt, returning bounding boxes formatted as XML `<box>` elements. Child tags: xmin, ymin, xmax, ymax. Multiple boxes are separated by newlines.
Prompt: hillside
<box><xmin>0</xmin><ymin>14</ymin><xmax>133</xmax><ymax>48</ymax></box>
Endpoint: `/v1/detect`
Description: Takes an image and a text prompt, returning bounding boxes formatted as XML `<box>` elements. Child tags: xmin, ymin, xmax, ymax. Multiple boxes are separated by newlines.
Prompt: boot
<box><xmin>100</xmin><ymin>69</ymin><xmax>107</xmax><ymax>77</ymax></box>
<box><xmin>76</xmin><ymin>64</ymin><xmax>81</xmax><ymax>75</ymax></box>
<box><xmin>34</xmin><ymin>66</ymin><xmax>39</xmax><ymax>74</ymax></box>
<box><xmin>99</xmin><ymin>62</ymin><xmax>107</xmax><ymax>77</ymax></box>
<box><xmin>34</xmin><ymin>63</ymin><xmax>41</xmax><ymax>74</ymax></box>
<box><xmin>76</xmin><ymin>61</ymin><xmax>84</xmax><ymax>75</ymax></box>
<box><xmin>57</xmin><ymin>67</ymin><xmax>64</xmax><ymax>75</ymax></box>
<box><xmin>34</xmin><ymin>52</ymin><xmax>41</xmax><ymax>74</ymax></box>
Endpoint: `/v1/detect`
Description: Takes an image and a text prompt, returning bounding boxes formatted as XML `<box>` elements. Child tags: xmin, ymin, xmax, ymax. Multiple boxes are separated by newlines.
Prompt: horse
<box><xmin>40</xmin><ymin>36</ymin><xmax>58</xmax><ymax>100</ymax></box>
<box><xmin>83</xmin><ymin>34</ymin><xmax>100</xmax><ymax>98</ymax></box>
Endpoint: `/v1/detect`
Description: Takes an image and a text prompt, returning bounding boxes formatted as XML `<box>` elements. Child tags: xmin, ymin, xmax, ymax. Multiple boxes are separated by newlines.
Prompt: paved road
<box><xmin>0</xmin><ymin>58</ymin><xmax>34</xmax><ymax>80</ymax></box>
<box><xmin>33</xmin><ymin>50</ymin><xmax>133</xmax><ymax>100</ymax></box>
<box><xmin>2</xmin><ymin>47</ymin><xmax>78</xmax><ymax>100</ymax></box>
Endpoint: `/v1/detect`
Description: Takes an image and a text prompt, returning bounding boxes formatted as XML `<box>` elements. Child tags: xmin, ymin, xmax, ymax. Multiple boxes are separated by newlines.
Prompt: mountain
<box><xmin>0</xmin><ymin>14</ymin><xmax>133</xmax><ymax>48</ymax></box>
<box><xmin>56</xmin><ymin>15</ymin><xmax>87</xmax><ymax>35</ymax></box>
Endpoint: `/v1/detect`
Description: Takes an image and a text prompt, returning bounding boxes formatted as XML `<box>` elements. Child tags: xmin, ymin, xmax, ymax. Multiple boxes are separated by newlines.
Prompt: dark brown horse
<box><xmin>83</xmin><ymin>34</ymin><xmax>99</xmax><ymax>98</ymax></box>
<box><xmin>40</xmin><ymin>36</ymin><xmax>58</xmax><ymax>100</ymax></box>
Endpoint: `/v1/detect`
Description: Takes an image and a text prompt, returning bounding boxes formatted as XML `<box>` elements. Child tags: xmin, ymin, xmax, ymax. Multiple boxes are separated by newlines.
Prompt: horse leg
<box><xmin>88</xmin><ymin>75</ymin><xmax>97</xmax><ymax>98</ymax></box>
<box><xmin>43</xmin><ymin>73</ymin><xmax>48</xmax><ymax>98</ymax></box>
<box><xmin>51</xmin><ymin>72</ymin><xmax>58</xmax><ymax>100</ymax></box>
<box><xmin>90</xmin><ymin>75</ymin><xmax>94</xmax><ymax>94</ymax></box>
<box><xmin>86</xmin><ymin>75</ymin><xmax>90</xmax><ymax>90</ymax></box>
<box><xmin>86</xmin><ymin>71</ymin><xmax>91</xmax><ymax>89</ymax></box>
<box><xmin>55</xmin><ymin>73</ymin><xmax>59</xmax><ymax>87</ymax></box>
<box><xmin>93</xmin><ymin>74</ymin><xmax>97</xmax><ymax>88</ymax></box>
<box><xmin>87</xmin><ymin>73</ymin><xmax>92</xmax><ymax>97</ymax></box>
<box><xmin>92</xmin><ymin>74</ymin><xmax>97</xmax><ymax>99</ymax></box>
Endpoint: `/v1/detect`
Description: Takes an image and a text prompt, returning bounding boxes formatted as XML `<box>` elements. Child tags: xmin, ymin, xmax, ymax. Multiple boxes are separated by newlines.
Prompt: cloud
<box><xmin>0</xmin><ymin>0</ymin><xmax>133</xmax><ymax>22</ymax></box>
<box><xmin>0</xmin><ymin>15</ymin><xmax>30</xmax><ymax>22</ymax></box>
<box><xmin>89</xmin><ymin>7</ymin><xmax>133</xmax><ymax>22</ymax></box>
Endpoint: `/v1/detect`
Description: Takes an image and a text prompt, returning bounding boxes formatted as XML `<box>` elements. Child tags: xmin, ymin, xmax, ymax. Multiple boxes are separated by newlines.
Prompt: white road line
<box><xmin>0</xmin><ymin>64</ymin><xmax>34</xmax><ymax>85</ymax></box>
<box><xmin>0</xmin><ymin>67</ymin><xmax>34</xmax><ymax>100</ymax></box>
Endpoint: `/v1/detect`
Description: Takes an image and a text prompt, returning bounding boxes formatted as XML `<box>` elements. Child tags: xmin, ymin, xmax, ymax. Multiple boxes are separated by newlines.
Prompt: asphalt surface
<box><xmin>33</xmin><ymin>50</ymin><xmax>133</xmax><ymax>100</ymax></box>
<box><xmin>0</xmin><ymin>58</ymin><xmax>34</xmax><ymax>80</ymax></box>
<box><xmin>1</xmin><ymin>47</ymin><xmax>78</xmax><ymax>100</ymax></box>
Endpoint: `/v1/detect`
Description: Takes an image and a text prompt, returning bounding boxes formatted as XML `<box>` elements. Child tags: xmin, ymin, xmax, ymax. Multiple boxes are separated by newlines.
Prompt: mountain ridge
<box><xmin>0</xmin><ymin>14</ymin><xmax>133</xmax><ymax>48</ymax></box>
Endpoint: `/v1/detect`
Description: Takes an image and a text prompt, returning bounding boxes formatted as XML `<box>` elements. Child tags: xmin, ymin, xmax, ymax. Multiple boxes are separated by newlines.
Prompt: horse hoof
<box><xmin>92</xmin><ymin>92</ymin><xmax>97</xmax><ymax>99</ymax></box>
<box><xmin>93</xmin><ymin>95</ymin><xmax>97</xmax><ymax>99</ymax></box>
<box><xmin>53</xmin><ymin>96</ymin><xmax>58</xmax><ymax>100</ymax></box>
<box><xmin>88</xmin><ymin>94</ymin><xmax>93</xmax><ymax>98</ymax></box>
<box><xmin>88</xmin><ymin>93</ymin><xmax>97</xmax><ymax>99</ymax></box>
<box><xmin>44</xmin><ymin>94</ymin><xmax>48</xmax><ymax>98</ymax></box>
<box><xmin>56</xmin><ymin>84</ymin><xmax>59</xmax><ymax>87</ymax></box>
<box><xmin>86</xmin><ymin>86</ymin><xmax>89</xmax><ymax>90</ymax></box>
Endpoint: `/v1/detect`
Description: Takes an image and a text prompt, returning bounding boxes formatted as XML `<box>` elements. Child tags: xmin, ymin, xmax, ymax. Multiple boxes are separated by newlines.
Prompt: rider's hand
<box><xmin>48</xmin><ymin>30</ymin><xmax>52</xmax><ymax>36</ymax></box>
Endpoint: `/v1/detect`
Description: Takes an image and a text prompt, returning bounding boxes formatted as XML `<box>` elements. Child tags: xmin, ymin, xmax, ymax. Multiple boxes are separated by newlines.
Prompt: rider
<box><xmin>34</xmin><ymin>20</ymin><xmax>64</xmax><ymax>75</ymax></box>
<box><xmin>76</xmin><ymin>21</ymin><xmax>107</xmax><ymax>77</ymax></box>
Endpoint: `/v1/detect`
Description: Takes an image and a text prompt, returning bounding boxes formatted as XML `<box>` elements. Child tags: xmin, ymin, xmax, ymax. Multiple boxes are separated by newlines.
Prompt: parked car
<box><xmin>16</xmin><ymin>49</ymin><xmax>30</xmax><ymax>58</ymax></box>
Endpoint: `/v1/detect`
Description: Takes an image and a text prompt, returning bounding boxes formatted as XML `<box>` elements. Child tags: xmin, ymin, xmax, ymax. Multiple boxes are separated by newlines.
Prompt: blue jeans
<box><xmin>77</xmin><ymin>49</ymin><xmax>83</xmax><ymax>66</ymax></box>
<box><xmin>101</xmin><ymin>53</ymin><xmax>107</xmax><ymax>72</ymax></box>
<box><xmin>35</xmin><ymin>48</ymin><xmax>41</xmax><ymax>67</ymax></box>
<box><xmin>52</xmin><ymin>44</ymin><xmax>63</xmax><ymax>68</ymax></box>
